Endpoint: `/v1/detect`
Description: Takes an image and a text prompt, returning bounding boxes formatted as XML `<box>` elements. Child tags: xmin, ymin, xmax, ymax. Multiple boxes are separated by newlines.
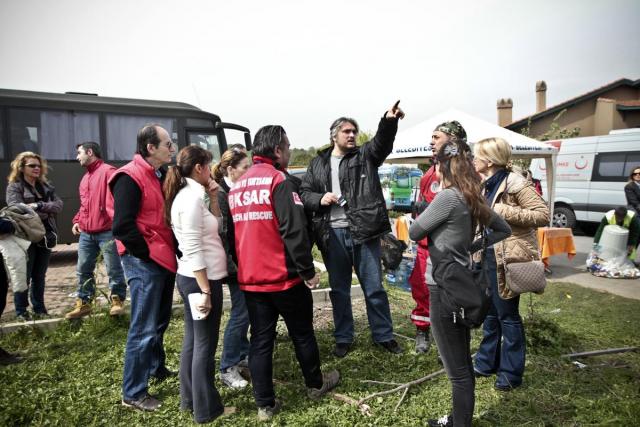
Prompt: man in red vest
<box><xmin>66</xmin><ymin>142</ymin><xmax>126</xmax><ymax>319</ymax></box>
<box><xmin>408</xmin><ymin>162</ymin><xmax>437</xmax><ymax>353</ymax></box>
<box><xmin>109</xmin><ymin>124</ymin><xmax>178</xmax><ymax>412</ymax></box>
<box><xmin>230</xmin><ymin>125</ymin><xmax>339</xmax><ymax>421</ymax></box>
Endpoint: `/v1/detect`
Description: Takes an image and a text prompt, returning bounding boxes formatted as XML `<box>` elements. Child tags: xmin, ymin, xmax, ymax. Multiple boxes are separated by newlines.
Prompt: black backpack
<box><xmin>432</xmin><ymin>233</ymin><xmax>491</xmax><ymax>328</ymax></box>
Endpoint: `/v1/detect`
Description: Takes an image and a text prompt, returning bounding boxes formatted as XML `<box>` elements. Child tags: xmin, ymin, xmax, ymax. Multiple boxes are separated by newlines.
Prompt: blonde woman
<box><xmin>472</xmin><ymin>138</ymin><xmax>549</xmax><ymax>391</ymax></box>
<box><xmin>6</xmin><ymin>152</ymin><xmax>63</xmax><ymax>320</ymax></box>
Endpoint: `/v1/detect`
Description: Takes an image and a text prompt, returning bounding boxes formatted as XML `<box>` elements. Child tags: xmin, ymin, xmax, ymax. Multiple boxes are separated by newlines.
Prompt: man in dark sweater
<box><xmin>109</xmin><ymin>124</ymin><xmax>178</xmax><ymax>412</ymax></box>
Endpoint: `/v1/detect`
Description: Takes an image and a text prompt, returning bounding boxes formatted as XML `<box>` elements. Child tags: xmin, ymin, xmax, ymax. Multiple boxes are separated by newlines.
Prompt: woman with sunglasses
<box><xmin>6</xmin><ymin>151</ymin><xmax>63</xmax><ymax>321</ymax></box>
<box><xmin>625</xmin><ymin>166</ymin><xmax>640</xmax><ymax>216</ymax></box>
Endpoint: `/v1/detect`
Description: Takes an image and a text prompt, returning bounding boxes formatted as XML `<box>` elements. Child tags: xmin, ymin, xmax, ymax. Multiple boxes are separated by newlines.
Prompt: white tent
<box><xmin>385</xmin><ymin>108</ymin><xmax>559</xmax><ymax>226</ymax></box>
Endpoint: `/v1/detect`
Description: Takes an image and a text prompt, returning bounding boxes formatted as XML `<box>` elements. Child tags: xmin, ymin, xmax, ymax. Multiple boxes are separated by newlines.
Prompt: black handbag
<box><xmin>432</xmin><ymin>231</ymin><xmax>491</xmax><ymax>328</ymax></box>
<box><xmin>380</xmin><ymin>233</ymin><xmax>407</xmax><ymax>271</ymax></box>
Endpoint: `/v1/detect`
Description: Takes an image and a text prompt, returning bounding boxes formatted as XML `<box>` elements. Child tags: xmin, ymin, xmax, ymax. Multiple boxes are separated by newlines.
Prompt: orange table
<box><xmin>536</xmin><ymin>227</ymin><xmax>577</xmax><ymax>267</ymax></box>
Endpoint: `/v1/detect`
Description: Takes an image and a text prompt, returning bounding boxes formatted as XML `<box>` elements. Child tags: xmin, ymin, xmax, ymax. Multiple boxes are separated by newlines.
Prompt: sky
<box><xmin>1</xmin><ymin>0</ymin><xmax>639</xmax><ymax>149</ymax></box>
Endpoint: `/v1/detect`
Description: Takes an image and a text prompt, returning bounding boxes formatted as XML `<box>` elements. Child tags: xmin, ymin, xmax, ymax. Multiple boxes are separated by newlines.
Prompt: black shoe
<box><xmin>474</xmin><ymin>368</ymin><xmax>493</xmax><ymax>378</ymax></box>
<box><xmin>333</xmin><ymin>343</ymin><xmax>352</xmax><ymax>358</ymax></box>
<box><xmin>0</xmin><ymin>347</ymin><xmax>23</xmax><ymax>365</ymax></box>
<box><xmin>495</xmin><ymin>382</ymin><xmax>520</xmax><ymax>392</ymax></box>
<box><xmin>122</xmin><ymin>394</ymin><xmax>162</xmax><ymax>411</ymax></box>
<box><xmin>428</xmin><ymin>414</ymin><xmax>452</xmax><ymax>426</ymax></box>
<box><xmin>152</xmin><ymin>366</ymin><xmax>178</xmax><ymax>382</ymax></box>
<box><xmin>376</xmin><ymin>339</ymin><xmax>403</xmax><ymax>354</ymax></box>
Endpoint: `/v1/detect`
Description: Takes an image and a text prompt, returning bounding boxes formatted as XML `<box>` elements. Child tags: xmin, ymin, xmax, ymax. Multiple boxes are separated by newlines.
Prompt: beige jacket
<box><xmin>489</xmin><ymin>172</ymin><xmax>550</xmax><ymax>299</ymax></box>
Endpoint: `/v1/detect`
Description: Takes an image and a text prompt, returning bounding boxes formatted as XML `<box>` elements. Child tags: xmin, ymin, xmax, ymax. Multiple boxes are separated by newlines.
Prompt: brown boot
<box><xmin>109</xmin><ymin>295</ymin><xmax>125</xmax><ymax>316</ymax></box>
<box><xmin>65</xmin><ymin>298</ymin><xmax>92</xmax><ymax>320</ymax></box>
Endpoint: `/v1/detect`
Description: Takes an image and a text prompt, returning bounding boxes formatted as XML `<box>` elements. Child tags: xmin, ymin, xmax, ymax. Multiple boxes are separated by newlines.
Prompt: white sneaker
<box><xmin>221</xmin><ymin>365</ymin><xmax>248</xmax><ymax>389</ymax></box>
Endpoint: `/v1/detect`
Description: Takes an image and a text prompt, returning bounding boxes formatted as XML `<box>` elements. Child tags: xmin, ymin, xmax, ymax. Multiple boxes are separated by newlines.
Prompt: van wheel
<box><xmin>553</xmin><ymin>207</ymin><xmax>576</xmax><ymax>229</ymax></box>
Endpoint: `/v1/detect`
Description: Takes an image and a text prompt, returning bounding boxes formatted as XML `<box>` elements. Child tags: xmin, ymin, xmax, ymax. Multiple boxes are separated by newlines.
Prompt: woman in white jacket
<box><xmin>163</xmin><ymin>145</ymin><xmax>233</xmax><ymax>423</ymax></box>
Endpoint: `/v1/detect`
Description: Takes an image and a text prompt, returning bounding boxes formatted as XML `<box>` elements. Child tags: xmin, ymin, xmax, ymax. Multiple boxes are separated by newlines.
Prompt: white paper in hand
<box><xmin>188</xmin><ymin>293</ymin><xmax>208</xmax><ymax>320</ymax></box>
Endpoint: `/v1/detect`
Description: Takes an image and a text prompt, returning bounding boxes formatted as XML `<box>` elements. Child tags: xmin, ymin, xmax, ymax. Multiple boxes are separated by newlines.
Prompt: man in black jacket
<box><xmin>300</xmin><ymin>101</ymin><xmax>404</xmax><ymax>357</ymax></box>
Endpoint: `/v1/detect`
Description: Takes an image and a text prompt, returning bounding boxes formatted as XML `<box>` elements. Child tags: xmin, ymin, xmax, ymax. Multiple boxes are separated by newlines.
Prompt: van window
<box><xmin>9</xmin><ymin>109</ymin><xmax>100</xmax><ymax>160</ymax></box>
<box><xmin>106</xmin><ymin>115</ymin><xmax>177</xmax><ymax>161</ymax></box>
<box><xmin>624</xmin><ymin>153</ymin><xmax>640</xmax><ymax>177</ymax></box>
<box><xmin>593</xmin><ymin>151</ymin><xmax>640</xmax><ymax>182</ymax></box>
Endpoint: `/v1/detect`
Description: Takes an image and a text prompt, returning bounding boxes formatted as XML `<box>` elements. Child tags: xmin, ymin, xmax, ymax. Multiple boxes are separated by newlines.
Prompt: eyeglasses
<box><xmin>25</xmin><ymin>164</ymin><xmax>41</xmax><ymax>169</ymax></box>
<box><xmin>159</xmin><ymin>141</ymin><xmax>177</xmax><ymax>150</ymax></box>
<box><xmin>633</xmin><ymin>172</ymin><xmax>640</xmax><ymax>176</ymax></box>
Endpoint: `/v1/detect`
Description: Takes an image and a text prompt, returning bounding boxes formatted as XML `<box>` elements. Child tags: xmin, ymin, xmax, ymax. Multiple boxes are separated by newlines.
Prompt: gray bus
<box><xmin>0</xmin><ymin>89</ymin><xmax>251</xmax><ymax>244</ymax></box>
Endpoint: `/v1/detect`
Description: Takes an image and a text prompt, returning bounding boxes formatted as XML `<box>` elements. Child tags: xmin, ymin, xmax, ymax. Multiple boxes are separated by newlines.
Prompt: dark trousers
<box><xmin>430</xmin><ymin>285</ymin><xmax>474</xmax><ymax>427</ymax></box>
<box><xmin>177</xmin><ymin>275</ymin><xmax>224</xmax><ymax>423</ymax></box>
<box><xmin>14</xmin><ymin>244</ymin><xmax>51</xmax><ymax>315</ymax></box>
<box><xmin>474</xmin><ymin>249</ymin><xmax>525</xmax><ymax>388</ymax></box>
<box><xmin>244</xmin><ymin>283</ymin><xmax>323</xmax><ymax>407</ymax></box>
<box><xmin>0</xmin><ymin>255</ymin><xmax>7</xmax><ymax>316</ymax></box>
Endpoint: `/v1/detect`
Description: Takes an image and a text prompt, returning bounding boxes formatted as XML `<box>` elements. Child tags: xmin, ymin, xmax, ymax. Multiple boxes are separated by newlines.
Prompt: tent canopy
<box><xmin>385</xmin><ymin>108</ymin><xmax>559</xmax><ymax>227</ymax></box>
<box><xmin>386</xmin><ymin>108</ymin><xmax>557</xmax><ymax>164</ymax></box>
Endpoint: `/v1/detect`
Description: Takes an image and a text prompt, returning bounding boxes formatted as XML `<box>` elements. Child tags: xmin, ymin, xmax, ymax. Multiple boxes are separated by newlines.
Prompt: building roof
<box><xmin>506</xmin><ymin>78</ymin><xmax>640</xmax><ymax>129</ymax></box>
<box><xmin>617</xmin><ymin>99</ymin><xmax>640</xmax><ymax>111</ymax></box>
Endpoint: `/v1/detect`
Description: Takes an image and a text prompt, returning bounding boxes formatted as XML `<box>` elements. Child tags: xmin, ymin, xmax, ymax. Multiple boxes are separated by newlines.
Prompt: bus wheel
<box><xmin>553</xmin><ymin>206</ymin><xmax>576</xmax><ymax>229</ymax></box>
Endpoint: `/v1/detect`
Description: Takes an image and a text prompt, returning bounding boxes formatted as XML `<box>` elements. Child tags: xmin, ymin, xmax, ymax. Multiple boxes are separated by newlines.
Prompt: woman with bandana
<box><xmin>409</xmin><ymin>121</ymin><xmax>470</xmax><ymax>354</ymax></box>
<box><xmin>409</xmin><ymin>137</ymin><xmax>511</xmax><ymax>427</ymax></box>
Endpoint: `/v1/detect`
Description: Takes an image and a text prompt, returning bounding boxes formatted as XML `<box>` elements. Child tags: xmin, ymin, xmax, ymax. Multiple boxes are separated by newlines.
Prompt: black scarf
<box><xmin>484</xmin><ymin>169</ymin><xmax>509</xmax><ymax>205</ymax></box>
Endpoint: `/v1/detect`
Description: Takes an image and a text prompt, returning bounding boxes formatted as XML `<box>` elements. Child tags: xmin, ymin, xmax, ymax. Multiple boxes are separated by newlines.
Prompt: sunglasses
<box><xmin>633</xmin><ymin>172</ymin><xmax>640</xmax><ymax>176</ymax></box>
<box><xmin>25</xmin><ymin>164</ymin><xmax>41</xmax><ymax>169</ymax></box>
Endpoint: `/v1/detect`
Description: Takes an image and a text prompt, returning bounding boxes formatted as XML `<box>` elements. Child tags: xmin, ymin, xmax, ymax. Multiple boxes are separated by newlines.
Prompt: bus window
<box><xmin>0</xmin><ymin>114</ymin><xmax>4</xmax><ymax>159</ymax></box>
<box><xmin>106</xmin><ymin>115</ymin><xmax>177</xmax><ymax>161</ymax></box>
<box><xmin>188</xmin><ymin>131</ymin><xmax>221</xmax><ymax>162</ymax></box>
<box><xmin>186</xmin><ymin>118</ymin><xmax>215</xmax><ymax>128</ymax></box>
<box><xmin>9</xmin><ymin>109</ymin><xmax>100</xmax><ymax>160</ymax></box>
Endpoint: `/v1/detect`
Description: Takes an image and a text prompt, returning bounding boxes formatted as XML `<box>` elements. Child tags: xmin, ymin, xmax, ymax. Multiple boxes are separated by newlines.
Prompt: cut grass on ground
<box><xmin>1</xmin><ymin>282</ymin><xmax>639</xmax><ymax>426</ymax></box>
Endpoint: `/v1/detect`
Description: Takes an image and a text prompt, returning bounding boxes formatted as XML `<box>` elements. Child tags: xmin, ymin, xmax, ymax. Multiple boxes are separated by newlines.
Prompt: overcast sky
<box><xmin>1</xmin><ymin>0</ymin><xmax>639</xmax><ymax>148</ymax></box>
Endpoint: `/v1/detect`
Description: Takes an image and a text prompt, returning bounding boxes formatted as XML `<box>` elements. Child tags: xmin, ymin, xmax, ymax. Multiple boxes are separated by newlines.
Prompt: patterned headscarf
<box><xmin>434</xmin><ymin>120</ymin><xmax>467</xmax><ymax>143</ymax></box>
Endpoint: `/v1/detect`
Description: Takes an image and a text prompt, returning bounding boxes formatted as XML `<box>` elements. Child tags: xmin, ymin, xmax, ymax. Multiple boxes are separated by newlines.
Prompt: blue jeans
<box><xmin>220</xmin><ymin>280</ymin><xmax>250</xmax><ymax>372</ymax></box>
<box><xmin>121</xmin><ymin>254</ymin><xmax>175</xmax><ymax>400</ymax></box>
<box><xmin>474</xmin><ymin>249</ymin><xmax>526</xmax><ymax>388</ymax></box>
<box><xmin>322</xmin><ymin>227</ymin><xmax>394</xmax><ymax>343</ymax></box>
<box><xmin>76</xmin><ymin>231</ymin><xmax>126</xmax><ymax>302</ymax></box>
<box><xmin>14</xmin><ymin>244</ymin><xmax>51</xmax><ymax>316</ymax></box>
<box><xmin>430</xmin><ymin>285</ymin><xmax>474</xmax><ymax>427</ymax></box>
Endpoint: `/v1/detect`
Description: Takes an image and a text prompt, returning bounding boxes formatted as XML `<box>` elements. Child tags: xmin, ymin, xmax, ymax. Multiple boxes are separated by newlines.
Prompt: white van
<box><xmin>530</xmin><ymin>128</ymin><xmax>640</xmax><ymax>229</ymax></box>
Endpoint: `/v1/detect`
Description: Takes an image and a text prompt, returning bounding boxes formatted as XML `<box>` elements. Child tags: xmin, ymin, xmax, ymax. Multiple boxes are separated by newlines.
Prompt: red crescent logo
<box><xmin>575</xmin><ymin>156</ymin><xmax>588</xmax><ymax>170</ymax></box>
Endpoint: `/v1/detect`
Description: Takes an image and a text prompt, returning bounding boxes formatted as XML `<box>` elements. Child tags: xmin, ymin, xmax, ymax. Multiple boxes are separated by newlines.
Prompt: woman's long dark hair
<box><xmin>163</xmin><ymin>145</ymin><xmax>212</xmax><ymax>226</ymax></box>
<box><xmin>436</xmin><ymin>141</ymin><xmax>493</xmax><ymax>230</ymax></box>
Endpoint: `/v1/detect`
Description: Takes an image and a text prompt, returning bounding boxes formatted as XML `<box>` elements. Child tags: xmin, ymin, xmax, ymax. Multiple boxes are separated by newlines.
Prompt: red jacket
<box><xmin>230</xmin><ymin>156</ymin><xmax>315</xmax><ymax>292</ymax></box>
<box><xmin>108</xmin><ymin>155</ymin><xmax>177</xmax><ymax>273</ymax></box>
<box><xmin>416</xmin><ymin>164</ymin><xmax>439</xmax><ymax>248</ymax></box>
<box><xmin>73</xmin><ymin>159</ymin><xmax>116</xmax><ymax>233</ymax></box>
